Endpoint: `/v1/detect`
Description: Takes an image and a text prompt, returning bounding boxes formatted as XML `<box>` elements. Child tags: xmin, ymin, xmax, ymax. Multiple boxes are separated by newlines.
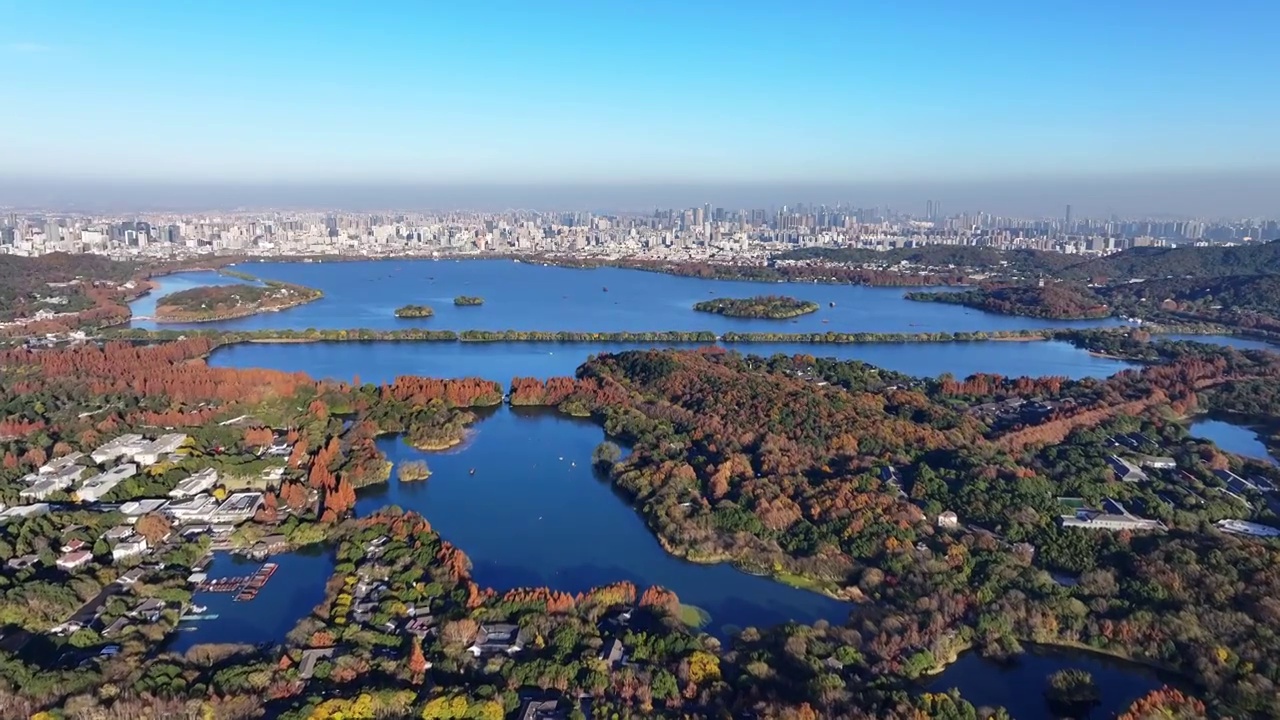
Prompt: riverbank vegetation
<box><xmin>907</xmin><ymin>283</ymin><xmax>1111</xmax><ymax>320</ymax></box>
<box><xmin>452</xmin><ymin>295</ymin><xmax>484</xmax><ymax>306</ymax></box>
<box><xmin>693</xmin><ymin>295</ymin><xmax>819</xmax><ymax>319</ymax></box>
<box><xmin>154</xmin><ymin>281</ymin><xmax>322</xmax><ymax>323</ymax></box>
<box><xmin>393</xmin><ymin>304</ymin><xmax>434</xmax><ymax>318</ymax></box>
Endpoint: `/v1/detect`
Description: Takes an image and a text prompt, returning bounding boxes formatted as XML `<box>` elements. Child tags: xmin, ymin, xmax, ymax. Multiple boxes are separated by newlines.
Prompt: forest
<box><xmin>153</xmin><ymin>282</ymin><xmax>322</xmax><ymax>322</ymax></box>
<box><xmin>906</xmin><ymin>284</ymin><xmax>1111</xmax><ymax>320</ymax></box>
<box><xmin>693</xmin><ymin>296</ymin><xmax>820</xmax><ymax>319</ymax></box>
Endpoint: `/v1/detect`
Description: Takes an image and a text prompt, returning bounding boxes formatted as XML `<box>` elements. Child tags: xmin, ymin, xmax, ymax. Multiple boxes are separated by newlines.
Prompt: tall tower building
<box><xmin>1065</xmin><ymin>204</ymin><xmax>1073</xmax><ymax>228</ymax></box>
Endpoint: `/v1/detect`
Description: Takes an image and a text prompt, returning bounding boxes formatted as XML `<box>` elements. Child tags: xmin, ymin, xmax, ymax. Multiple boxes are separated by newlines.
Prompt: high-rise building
<box><xmin>1065</xmin><ymin>204</ymin><xmax>1073</xmax><ymax>227</ymax></box>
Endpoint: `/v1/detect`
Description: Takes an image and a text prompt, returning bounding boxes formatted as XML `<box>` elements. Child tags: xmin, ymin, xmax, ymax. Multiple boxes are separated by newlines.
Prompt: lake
<box><xmin>133</xmin><ymin>270</ymin><xmax>260</xmax><ymax>319</ymax></box>
<box><xmin>210</xmin><ymin>338</ymin><xmax>1137</xmax><ymax>384</ymax></box>
<box><xmin>168</xmin><ymin>548</ymin><xmax>332</xmax><ymax>654</ymax></box>
<box><xmin>927</xmin><ymin>645</ymin><xmax>1171</xmax><ymax>719</ymax></box>
<box><xmin>1189</xmin><ymin>417</ymin><xmax>1278</xmax><ymax>465</ymax></box>
<box><xmin>1161</xmin><ymin>334</ymin><xmax>1278</xmax><ymax>352</ymax></box>
<box><xmin>131</xmin><ymin>260</ymin><xmax>1128</xmax><ymax>333</ymax></box>
<box><xmin>357</xmin><ymin>406</ymin><xmax>852</xmax><ymax>635</ymax></box>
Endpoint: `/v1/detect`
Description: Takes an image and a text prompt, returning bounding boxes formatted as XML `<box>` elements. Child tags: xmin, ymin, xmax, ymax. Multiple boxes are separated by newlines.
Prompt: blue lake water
<box><xmin>1189</xmin><ymin>418</ymin><xmax>1277</xmax><ymax>465</ymax></box>
<box><xmin>131</xmin><ymin>260</ymin><xmax>1128</xmax><ymax>333</ymax></box>
<box><xmin>168</xmin><ymin>548</ymin><xmax>332</xmax><ymax>653</ymax></box>
<box><xmin>1161</xmin><ymin>334</ymin><xmax>1278</xmax><ymax>352</ymax></box>
<box><xmin>927</xmin><ymin>646</ymin><xmax>1170</xmax><ymax>719</ymax></box>
<box><xmin>210</xmin><ymin>338</ymin><xmax>1136</xmax><ymax>383</ymax></box>
<box><xmin>358</xmin><ymin>407</ymin><xmax>851</xmax><ymax>635</ymax></box>
<box><xmin>133</xmin><ymin>271</ymin><xmax>260</xmax><ymax>319</ymax></box>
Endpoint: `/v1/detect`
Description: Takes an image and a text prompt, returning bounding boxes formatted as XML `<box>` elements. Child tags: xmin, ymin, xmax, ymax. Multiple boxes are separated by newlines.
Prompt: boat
<box><xmin>602</xmin><ymin>286</ymin><xmax>608</xmax><ymax>292</ymax></box>
<box><xmin>469</xmin><ymin>468</ymin><xmax>476</xmax><ymax>475</ymax></box>
<box><xmin>189</xmin><ymin>604</ymin><xmax>208</xmax><ymax>614</ymax></box>
<box><xmin>829</xmin><ymin>301</ymin><xmax>835</xmax><ymax>307</ymax></box>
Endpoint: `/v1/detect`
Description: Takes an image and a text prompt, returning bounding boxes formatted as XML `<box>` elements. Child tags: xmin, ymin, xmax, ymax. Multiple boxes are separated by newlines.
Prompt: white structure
<box><xmin>165</xmin><ymin>494</ymin><xmax>222</xmax><ymax>523</ymax></box>
<box><xmin>0</xmin><ymin>503</ymin><xmax>50</xmax><ymax>523</ymax></box>
<box><xmin>19</xmin><ymin>474</ymin><xmax>77</xmax><ymax>501</ymax></box>
<box><xmin>76</xmin><ymin>464</ymin><xmax>138</xmax><ymax>503</ymax></box>
<box><xmin>1061</xmin><ymin>499</ymin><xmax>1166</xmax><ymax>532</ymax></box>
<box><xmin>1215</xmin><ymin>519</ymin><xmax>1280</xmax><ymax>538</ymax></box>
<box><xmin>133</xmin><ymin>433</ymin><xmax>188</xmax><ymax>466</ymax></box>
<box><xmin>169</xmin><ymin>468</ymin><xmax>218</xmax><ymax>498</ymax></box>
<box><xmin>120</xmin><ymin>498</ymin><xmax>169</xmax><ymax>516</ymax></box>
<box><xmin>111</xmin><ymin>537</ymin><xmax>149</xmax><ymax>562</ymax></box>
<box><xmin>211</xmin><ymin>492</ymin><xmax>264</xmax><ymax>524</ymax></box>
<box><xmin>1138</xmin><ymin>455</ymin><xmax>1176</xmax><ymax>470</ymax></box>
<box><xmin>936</xmin><ymin>510</ymin><xmax>960</xmax><ymax>529</ymax></box>
<box><xmin>91</xmin><ymin>434</ymin><xmax>145</xmax><ymax>464</ymax></box>
<box><xmin>56</xmin><ymin>550</ymin><xmax>93</xmax><ymax>570</ymax></box>
<box><xmin>39</xmin><ymin>452</ymin><xmax>84</xmax><ymax>474</ymax></box>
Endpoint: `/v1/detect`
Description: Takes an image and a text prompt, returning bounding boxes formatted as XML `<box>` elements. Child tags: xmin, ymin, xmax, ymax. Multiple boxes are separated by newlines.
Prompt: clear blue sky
<box><xmin>1</xmin><ymin>0</ymin><xmax>1277</xmax><ymax>185</ymax></box>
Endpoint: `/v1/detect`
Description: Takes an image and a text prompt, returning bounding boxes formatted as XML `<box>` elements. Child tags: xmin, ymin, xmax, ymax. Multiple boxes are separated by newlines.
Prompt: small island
<box><xmin>693</xmin><ymin>295</ymin><xmax>819</xmax><ymax>319</ymax></box>
<box><xmin>153</xmin><ymin>282</ymin><xmax>321</xmax><ymax>323</ymax></box>
<box><xmin>453</xmin><ymin>295</ymin><xmax>484</xmax><ymax>306</ymax></box>
<box><xmin>394</xmin><ymin>304</ymin><xmax>434</xmax><ymax>318</ymax></box>
<box><xmin>397</xmin><ymin>460</ymin><xmax>432</xmax><ymax>482</ymax></box>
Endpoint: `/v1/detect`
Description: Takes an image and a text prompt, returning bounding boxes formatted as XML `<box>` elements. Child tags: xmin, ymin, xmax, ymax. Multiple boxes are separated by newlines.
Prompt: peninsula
<box><xmin>453</xmin><ymin>295</ymin><xmax>484</xmax><ymax>306</ymax></box>
<box><xmin>153</xmin><ymin>282</ymin><xmax>321</xmax><ymax>323</ymax></box>
<box><xmin>394</xmin><ymin>304</ymin><xmax>434</xmax><ymax>318</ymax></box>
<box><xmin>693</xmin><ymin>295</ymin><xmax>819</xmax><ymax>319</ymax></box>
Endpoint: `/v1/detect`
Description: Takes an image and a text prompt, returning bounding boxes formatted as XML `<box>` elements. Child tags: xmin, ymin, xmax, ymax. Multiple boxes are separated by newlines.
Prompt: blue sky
<box><xmin>1</xmin><ymin>1</ymin><xmax>1277</xmax><ymax>185</ymax></box>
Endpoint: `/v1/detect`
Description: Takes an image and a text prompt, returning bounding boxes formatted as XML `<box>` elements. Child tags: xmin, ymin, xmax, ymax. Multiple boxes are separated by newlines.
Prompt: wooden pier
<box><xmin>191</xmin><ymin>562</ymin><xmax>279</xmax><ymax>602</ymax></box>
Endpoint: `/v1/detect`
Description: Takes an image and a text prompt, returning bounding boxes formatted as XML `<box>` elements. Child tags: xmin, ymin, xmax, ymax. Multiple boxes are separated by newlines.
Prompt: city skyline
<box><xmin>2</xmin><ymin>0</ymin><xmax>1279</xmax><ymax>202</ymax></box>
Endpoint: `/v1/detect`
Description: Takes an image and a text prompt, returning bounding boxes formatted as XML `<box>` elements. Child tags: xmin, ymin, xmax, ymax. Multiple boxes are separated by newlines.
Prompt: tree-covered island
<box><xmin>394</xmin><ymin>304</ymin><xmax>434</xmax><ymax>318</ymax></box>
<box><xmin>153</xmin><ymin>281</ymin><xmax>322</xmax><ymax>323</ymax></box>
<box><xmin>693</xmin><ymin>295</ymin><xmax>819</xmax><ymax>319</ymax></box>
<box><xmin>453</xmin><ymin>295</ymin><xmax>484</xmax><ymax>306</ymax></box>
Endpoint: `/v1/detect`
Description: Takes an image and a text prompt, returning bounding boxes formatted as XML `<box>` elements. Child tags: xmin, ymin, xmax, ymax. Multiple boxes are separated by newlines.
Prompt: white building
<box><xmin>119</xmin><ymin>498</ymin><xmax>170</xmax><ymax>516</ymax></box>
<box><xmin>133</xmin><ymin>433</ymin><xmax>188</xmax><ymax>466</ymax></box>
<box><xmin>211</xmin><ymin>492</ymin><xmax>264</xmax><ymax>524</ymax></box>
<box><xmin>39</xmin><ymin>452</ymin><xmax>84</xmax><ymax>474</ymax></box>
<box><xmin>56</xmin><ymin>550</ymin><xmax>94</xmax><ymax>571</ymax></box>
<box><xmin>165</xmin><ymin>494</ymin><xmax>222</xmax><ymax>523</ymax></box>
<box><xmin>111</xmin><ymin>537</ymin><xmax>149</xmax><ymax>562</ymax></box>
<box><xmin>19</xmin><ymin>474</ymin><xmax>77</xmax><ymax>501</ymax></box>
<box><xmin>1061</xmin><ymin>499</ymin><xmax>1166</xmax><ymax>532</ymax></box>
<box><xmin>0</xmin><ymin>504</ymin><xmax>50</xmax><ymax>523</ymax></box>
<box><xmin>936</xmin><ymin>510</ymin><xmax>960</xmax><ymax>529</ymax></box>
<box><xmin>91</xmin><ymin>434</ymin><xmax>145</xmax><ymax>464</ymax></box>
<box><xmin>169</xmin><ymin>468</ymin><xmax>218</xmax><ymax>498</ymax></box>
<box><xmin>1215</xmin><ymin>519</ymin><xmax>1280</xmax><ymax>538</ymax></box>
<box><xmin>76</xmin><ymin>464</ymin><xmax>138</xmax><ymax>503</ymax></box>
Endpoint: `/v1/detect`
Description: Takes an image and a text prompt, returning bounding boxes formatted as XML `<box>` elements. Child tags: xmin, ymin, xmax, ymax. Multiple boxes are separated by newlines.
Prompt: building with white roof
<box><xmin>165</xmin><ymin>494</ymin><xmax>222</xmax><ymax>523</ymax></box>
<box><xmin>91</xmin><ymin>434</ymin><xmax>145</xmax><ymax>464</ymax></box>
<box><xmin>119</xmin><ymin>498</ymin><xmax>170</xmax><ymax>516</ymax></box>
<box><xmin>169</xmin><ymin>468</ymin><xmax>218</xmax><ymax>498</ymax></box>
<box><xmin>133</xmin><ymin>433</ymin><xmax>188</xmax><ymax>466</ymax></box>
<box><xmin>211</xmin><ymin>492</ymin><xmax>264</xmax><ymax>524</ymax></box>
<box><xmin>1215</xmin><ymin>519</ymin><xmax>1280</xmax><ymax>538</ymax></box>
<box><xmin>111</xmin><ymin>537</ymin><xmax>149</xmax><ymax>562</ymax></box>
<box><xmin>76</xmin><ymin>464</ymin><xmax>138</xmax><ymax>503</ymax></box>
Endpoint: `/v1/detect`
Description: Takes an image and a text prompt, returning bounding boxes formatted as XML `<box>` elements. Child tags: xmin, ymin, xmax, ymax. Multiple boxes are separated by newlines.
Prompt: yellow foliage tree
<box><xmin>688</xmin><ymin>649</ymin><xmax>721</xmax><ymax>684</ymax></box>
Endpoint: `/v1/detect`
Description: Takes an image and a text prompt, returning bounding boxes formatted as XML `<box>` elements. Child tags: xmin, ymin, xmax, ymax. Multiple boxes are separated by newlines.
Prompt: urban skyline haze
<box><xmin>1</xmin><ymin>1</ymin><xmax>1278</xmax><ymax>215</ymax></box>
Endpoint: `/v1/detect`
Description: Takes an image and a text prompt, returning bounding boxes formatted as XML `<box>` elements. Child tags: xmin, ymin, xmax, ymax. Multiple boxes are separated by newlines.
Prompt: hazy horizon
<box><xmin>1</xmin><ymin>171</ymin><xmax>1278</xmax><ymax>218</ymax></box>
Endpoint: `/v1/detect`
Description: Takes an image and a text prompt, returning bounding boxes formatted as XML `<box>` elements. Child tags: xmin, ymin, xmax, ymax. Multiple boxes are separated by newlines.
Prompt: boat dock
<box><xmin>191</xmin><ymin>562</ymin><xmax>279</xmax><ymax>602</ymax></box>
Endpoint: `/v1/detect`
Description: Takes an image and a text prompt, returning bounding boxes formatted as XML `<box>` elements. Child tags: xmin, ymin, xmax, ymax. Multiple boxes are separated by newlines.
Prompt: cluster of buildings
<box><xmin>2</xmin><ymin>207</ymin><xmax>1274</xmax><ymax>265</ymax></box>
<box><xmin>11</xmin><ymin>432</ymin><xmax>187</xmax><ymax>505</ymax></box>
<box><xmin>1060</xmin><ymin>498</ymin><xmax>1168</xmax><ymax>532</ymax></box>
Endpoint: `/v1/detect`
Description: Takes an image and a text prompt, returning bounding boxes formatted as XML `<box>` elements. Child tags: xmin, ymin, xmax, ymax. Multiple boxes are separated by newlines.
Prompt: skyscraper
<box><xmin>1065</xmin><ymin>204</ymin><xmax>1073</xmax><ymax>228</ymax></box>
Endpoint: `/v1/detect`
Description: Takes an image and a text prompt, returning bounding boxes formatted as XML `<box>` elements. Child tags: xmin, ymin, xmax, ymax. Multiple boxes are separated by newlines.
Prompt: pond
<box><xmin>356</xmin><ymin>406</ymin><xmax>852</xmax><ymax>636</ymax></box>
<box><xmin>131</xmin><ymin>261</ymin><xmax>1126</xmax><ymax>334</ymax></box>
<box><xmin>927</xmin><ymin>645</ymin><xmax>1174</xmax><ymax>719</ymax></box>
<box><xmin>1189</xmin><ymin>417</ymin><xmax>1278</xmax><ymax>465</ymax></box>
<box><xmin>167</xmin><ymin>548</ymin><xmax>333</xmax><ymax>654</ymax></box>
